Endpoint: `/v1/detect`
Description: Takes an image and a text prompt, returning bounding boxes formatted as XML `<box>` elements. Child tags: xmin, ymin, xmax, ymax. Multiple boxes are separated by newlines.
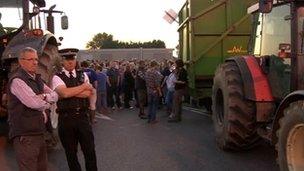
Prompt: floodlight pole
<box><xmin>140</xmin><ymin>47</ymin><xmax>143</xmax><ymax>60</ymax></box>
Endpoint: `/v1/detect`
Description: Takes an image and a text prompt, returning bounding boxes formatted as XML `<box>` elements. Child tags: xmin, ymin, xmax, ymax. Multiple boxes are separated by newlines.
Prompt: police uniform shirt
<box><xmin>51</xmin><ymin>68</ymin><xmax>90</xmax><ymax>91</ymax></box>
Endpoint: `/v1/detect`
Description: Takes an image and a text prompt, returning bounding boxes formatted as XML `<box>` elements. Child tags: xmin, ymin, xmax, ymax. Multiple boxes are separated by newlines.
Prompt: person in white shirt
<box><xmin>51</xmin><ymin>48</ymin><xmax>97</xmax><ymax>171</ymax></box>
<box><xmin>165</xmin><ymin>65</ymin><xmax>177</xmax><ymax>116</ymax></box>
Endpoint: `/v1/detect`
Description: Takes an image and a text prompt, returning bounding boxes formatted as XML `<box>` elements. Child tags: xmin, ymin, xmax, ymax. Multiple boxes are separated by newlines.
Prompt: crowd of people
<box><xmin>6</xmin><ymin>46</ymin><xmax>188</xmax><ymax>171</ymax></box>
<box><xmin>78</xmin><ymin>57</ymin><xmax>188</xmax><ymax>124</ymax></box>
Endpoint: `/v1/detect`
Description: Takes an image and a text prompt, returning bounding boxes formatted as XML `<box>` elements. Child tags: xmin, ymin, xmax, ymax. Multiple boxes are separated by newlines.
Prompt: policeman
<box><xmin>52</xmin><ymin>48</ymin><xmax>97</xmax><ymax>171</ymax></box>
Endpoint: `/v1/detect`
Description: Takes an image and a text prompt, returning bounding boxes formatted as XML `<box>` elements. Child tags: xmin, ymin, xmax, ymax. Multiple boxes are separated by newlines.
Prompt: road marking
<box><xmin>183</xmin><ymin>106</ymin><xmax>211</xmax><ymax>118</ymax></box>
<box><xmin>95</xmin><ymin>114</ymin><xmax>114</xmax><ymax>121</ymax></box>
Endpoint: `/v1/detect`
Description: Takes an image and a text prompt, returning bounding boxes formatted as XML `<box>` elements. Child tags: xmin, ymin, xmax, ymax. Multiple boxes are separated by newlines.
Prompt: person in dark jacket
<box><xmin>123</xmin><ymin>63</ymin><xmax>135</xmax><ymax>108</ymax></box>
<box><xmin>8</xmin><ymin>47</ymin><xmax>58</xmax><ymax>171</ymax></box>
<box><xmin>106</xmin><ymin>61</ymin><xmax>122</xmax><ymax>110</ymax></box>
<box><xmin>168</xmin><ymin>59</ymin><xmax>188</xmax><ymax>123</ymax></box>
<box><xmin>135</xmin><ymin>60</ymin><xmax>148</xmax><ymax>119</ymax></box>
<box><xmin>96</xmin><ymin>64</ymin><xmax>108</xmax><ymax>114</ymax></box>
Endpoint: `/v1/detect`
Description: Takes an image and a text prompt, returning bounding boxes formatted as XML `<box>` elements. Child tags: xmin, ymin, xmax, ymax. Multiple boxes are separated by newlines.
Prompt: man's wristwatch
<box><xmin>42</xmin><ymin>94</ymin><xmax>47</xmax><ymax>100</ymax></box>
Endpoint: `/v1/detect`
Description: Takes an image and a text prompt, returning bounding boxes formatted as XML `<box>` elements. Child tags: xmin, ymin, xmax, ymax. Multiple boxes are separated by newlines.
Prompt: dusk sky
<box><xmin>46</xmin><ymin>0</ymin><xmax>185</xmax><ymax>52</ymax></box>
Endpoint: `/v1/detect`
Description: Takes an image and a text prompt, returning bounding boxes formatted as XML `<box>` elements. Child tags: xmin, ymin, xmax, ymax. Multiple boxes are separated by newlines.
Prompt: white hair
<box><xmin>19</xmin><ymin>47</ymin><xmax>37</xmax><ymax>59</ymax></box>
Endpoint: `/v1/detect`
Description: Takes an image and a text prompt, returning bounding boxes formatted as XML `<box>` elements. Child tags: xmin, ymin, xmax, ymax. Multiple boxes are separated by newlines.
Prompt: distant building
<box><xmin>77</xmin><ymin>48</ymin><xmax>174</xmax><ymax>62</ymax></box>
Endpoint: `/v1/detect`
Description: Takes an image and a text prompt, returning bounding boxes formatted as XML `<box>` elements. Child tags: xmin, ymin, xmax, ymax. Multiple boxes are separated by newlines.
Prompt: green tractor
<box><xmin>212</xmin><ymin>0</ymin><xmax>304</xmax><ymax>170</ymax></box>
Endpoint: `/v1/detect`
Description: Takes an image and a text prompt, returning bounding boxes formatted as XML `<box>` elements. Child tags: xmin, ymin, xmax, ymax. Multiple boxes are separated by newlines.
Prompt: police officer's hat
<box><xmin>59</xmin><ymin>48</ymin><xmax>79</xmax><ymax>60</ymax></box>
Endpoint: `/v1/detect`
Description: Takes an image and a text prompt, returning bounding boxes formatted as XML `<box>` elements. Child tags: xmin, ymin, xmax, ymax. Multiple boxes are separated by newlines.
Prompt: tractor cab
<box><xmin>251</xmin><ymin>2</ymin><xmax>291</xmax><ymax>61</ymax></box>
<box><xmin>250</xmin><ymin>0</ymin><xmax>304</xmax><ymax>91</ymax></box>
<box><xmin>248</xmin><ymin>1</ymin><xmax>293</xmax><ymax>100</ymax></box>
<box><xmin>0</xmin><ymin>0</ymin><xmax>68</xmax><ymax>63</ymax></box>
<box><xmin>0</xmin><ymin>1</ymin><xmax>22</xmax><ymax>37</ymax></box>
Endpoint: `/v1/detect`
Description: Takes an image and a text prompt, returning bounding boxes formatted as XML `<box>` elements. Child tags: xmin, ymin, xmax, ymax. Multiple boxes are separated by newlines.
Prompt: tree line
<box><xmin>86</xmin><ymin>32</ymin><xmax>166</xmax><ymax>49</ymax></box>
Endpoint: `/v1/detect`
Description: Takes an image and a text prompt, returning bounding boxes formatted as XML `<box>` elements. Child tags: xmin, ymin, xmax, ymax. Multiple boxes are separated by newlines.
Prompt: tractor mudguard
<box><xmin>2</xmin><ymin>30</ymin><xmax>57</xmax><ymax>61</ymax></box>
<box><xmin>226</xmin><ymin>56</ymin><xmax>274</xmax><ymax>101</ymax></box>
<box><xmin>271</xmin><ymin>90</ymin><xmax>304</xmax><ymax>142</ymax></box>
<box><xmin>226</xmin><ymin>56</ymin><xmax>275</xmax><ymax>122</ymax></box>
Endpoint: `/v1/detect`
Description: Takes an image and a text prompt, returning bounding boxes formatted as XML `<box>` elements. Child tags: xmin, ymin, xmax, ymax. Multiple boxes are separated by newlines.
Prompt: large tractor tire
<box><xmin>37</xmin><ymin>44</ymin><xmax>61</xmax><ymax>85</ymax></box>
<box><xmin>277</xmin><ymin>101</ymin><xmax>304</xmax><ymax>171</ymax></box>
<box><xmin>38</xmin><ymin>44</ymin><xmax>60</xmax><ymax>149</ymax></box>
<box><xmin>212</xmin><ymin>61</ymin><xmax>260</xmax><ymax>150</ymax></box>
<box><xmin>37</xmin><ymin>43</ymin><xmax>60</xmax><ymax>131</ymax></box>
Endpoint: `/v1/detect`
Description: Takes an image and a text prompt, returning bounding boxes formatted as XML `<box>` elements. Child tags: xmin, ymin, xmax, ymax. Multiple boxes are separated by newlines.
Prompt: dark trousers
<box><xmin>107</xmin><ymin>86</ymin><xmax>121</xmax><ymax>108</ymax></box>
<box><xmin>172</xmin><ymin>88</ymin><xmax>185</xmax><ymax>120</ymax></box>
<box><xmin>13</xmin><ymin>134</ymin><xmax>47</xmax><ymax>171</ymax></box>
<box><xmin>58</xmin><ymin>112</ymin><xmax>97</xmax><ymax>171</ymax></box>
<box><xmin>124</xmin><ymin>88</ymin><xmax>133</xmax><ymax>108</ymax></box>
<box><xmin>137</xmin><ymin>89</ymin><xmax>147</xmax><ymax>115</ymax></box>
<box><xmin>134</xmin><ymin>89</ymin><xmax>138</xmax><ymax>106</ymax></box>
<box><xmin>148</xmin><ymin>93</ymin><xmax>159</xmax><ymax>122</ymax></box>
<box><xmin>96</xmin><ymin>90</ymin><xmax>107</xmax><ymax>112</ymax></box>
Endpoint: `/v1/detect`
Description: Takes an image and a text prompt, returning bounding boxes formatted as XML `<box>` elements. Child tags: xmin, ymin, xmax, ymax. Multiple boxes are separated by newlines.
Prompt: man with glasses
<box><xmin>7</xmin><ymin>47</ymin><xmax>58</xmax><ymax>171</ymax></box>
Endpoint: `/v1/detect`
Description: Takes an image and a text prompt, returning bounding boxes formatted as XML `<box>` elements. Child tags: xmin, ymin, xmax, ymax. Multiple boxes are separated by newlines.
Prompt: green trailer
<box><xmin>178</xmin><ymin>0</ymin><xmax>257</xmax><ymax>108</ymax></box>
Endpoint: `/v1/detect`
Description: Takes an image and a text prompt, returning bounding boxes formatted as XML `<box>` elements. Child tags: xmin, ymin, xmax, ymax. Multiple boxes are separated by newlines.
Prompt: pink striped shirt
<box><xmin>10</xmin><ymin>78</ymin><xmax>58</xmax><ymax>122</ymax></box>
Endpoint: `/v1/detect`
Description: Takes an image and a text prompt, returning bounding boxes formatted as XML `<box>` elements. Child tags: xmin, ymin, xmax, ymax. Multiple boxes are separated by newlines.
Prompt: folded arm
<box><xmin>75</xmin><ymin>90</ymin><xmax>92</xmax><ymax>98</ymax></box>
<box><xmin>54</xmin><ymin>84</ymin><xmax>92</xmax><ymax>99</ymax></box>
<box><xmin>10</xmin><ymin>78</ymin><xmax>50</xmax><ymax>111</ymax></box>
<box><xmin>43</xmin><ymin>84</ymin><xmax>59</xmax><ymax>103</ymax></box>
<box><xmin>52</xmin><ymin>75</ymin><xmax>93</xmax><ymax>99</ymax></box>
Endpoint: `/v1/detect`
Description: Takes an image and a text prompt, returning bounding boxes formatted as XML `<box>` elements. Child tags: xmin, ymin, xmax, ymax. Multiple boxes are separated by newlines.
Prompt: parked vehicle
<box><xmin>212</xmin><ymin>0</ymin><xmax>304</xmax><ymax>170</ymax></box>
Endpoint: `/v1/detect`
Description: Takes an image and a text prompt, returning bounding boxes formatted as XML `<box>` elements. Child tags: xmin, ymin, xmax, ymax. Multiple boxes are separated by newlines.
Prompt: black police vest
<box><xmin>56</xmin><ymin>70</ymin><xmax>89</xmax><ymax>112</ymax></box>
<box><xmin>7</xmin><ymin>68</ymin><xmax>45</xmax><ymax>139</ymax></box>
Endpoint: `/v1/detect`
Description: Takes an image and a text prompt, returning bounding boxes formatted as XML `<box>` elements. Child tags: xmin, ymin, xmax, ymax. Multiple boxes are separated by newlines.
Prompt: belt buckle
<box><xmin>75</xmin><ymin>107</ymin><xmax>81</xmax><ymax>115</ymax></box>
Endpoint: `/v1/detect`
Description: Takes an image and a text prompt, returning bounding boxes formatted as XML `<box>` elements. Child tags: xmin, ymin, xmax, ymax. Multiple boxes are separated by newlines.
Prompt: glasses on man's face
<box><xmin>21</xmin><ymin>58</ymin><xmax>38</xmax><ymax>62</ymax></box>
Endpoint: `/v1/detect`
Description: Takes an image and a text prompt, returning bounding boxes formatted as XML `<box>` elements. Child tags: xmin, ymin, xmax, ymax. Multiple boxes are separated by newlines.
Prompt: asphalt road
<box><xmin>0</xmin><ymin>107</ymin><xmax>279</xmax><ymax>171</ymax></box>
